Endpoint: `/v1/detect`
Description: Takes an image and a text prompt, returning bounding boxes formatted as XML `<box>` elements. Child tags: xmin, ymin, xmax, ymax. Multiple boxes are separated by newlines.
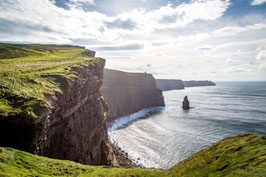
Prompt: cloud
<box><xmin>118</xmin><ymin>0</ymin><xmax>230</xmax><ymax>32</ymax></box>
<box><xmin>0</xmin><ymin>18</ymin><xmax>56</xmax><ymax>34</ymax></box>
<box><xmin>214</xmin><ymin>23</ymin><xmax>266</xmax><ymax>37</ymax></box>
<box><xmin>251</xmin><ymin>0</ymin><xmax>266</xmax><ymax>6</ymax></box>
<box><xmin>0</xmin><ymin>0</ymin><xmax>107</xmax><ymax>43</ymax></box>
<box><xmin>91</xmin><ymin>43</ymin><xmax>144</xmax><ymax>51</ymax></box>
<box><xmin>254</xmin><ymin>42</ymin><xmax>266</xmax><ymax>61</ymax></box>
<box><xmin>106</xmin><ymin>18</ymin><xmax>137</xmax><ymax>30</ymax></box>
<box><xmin>224</xmin><ymin>65</ymin><xmax>249</xmax><ymax>73</ymax></box>
<box><xmin>197</xmin><ymin>47</ymin><xmax>211</xmax><ymax>51</ymax></box>
<box><xmin>226</xmin><ymin>58</ymin><xmax>232</xmax><ymax>63</ymax></box>
<box><xmin>256</xmin><ymin>50</ymin><xmax>266</xmax><ymax>60</ymax></box>
<box><xmin>1</xmin><ymin>0</ymin><xmax>266</xmax><ymax>81</ymax></box>
<box><xmin>159</xmin><ymin>13</ymin><xmax>185</xmax><ymax>24</ymax></box>
<box><xmin>0</xmin><ymin>0</ymin><xmax>230</xmax><ymax>46</ymax></box>
<box><xmin>69</xmin><ymin>0</ymin><xmax>95</xmax><ymax>5</ymax></box>
<box><xmin>259</xmin><ymin>62</ymin><xmax>266</xmax><ymax>71</ymax></box>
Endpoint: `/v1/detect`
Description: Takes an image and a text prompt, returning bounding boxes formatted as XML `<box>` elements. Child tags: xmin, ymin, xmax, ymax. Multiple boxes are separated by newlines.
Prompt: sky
<box><xmin>0</xmin><ymin>0</ymin><xmax>266</xmax><ymax>81</ymax></box>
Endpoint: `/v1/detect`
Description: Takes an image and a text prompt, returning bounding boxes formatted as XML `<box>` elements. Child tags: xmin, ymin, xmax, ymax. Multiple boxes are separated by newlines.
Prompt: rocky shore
<box><xmin>110</xmin><ymin>142</ymin><xmax>143</xmax><ymax>168</ymax></box>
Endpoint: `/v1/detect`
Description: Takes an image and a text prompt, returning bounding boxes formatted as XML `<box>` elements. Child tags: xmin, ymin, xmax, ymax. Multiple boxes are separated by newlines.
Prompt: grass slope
<box><xmin>0</xmin><ymin>134</ymin><xmax>265</xmax><ymax>176</ymax></box>
<box><xmin>0</xmin><ymin>43</ymin><xmax>100</xmax><ymax>118</ymax></box>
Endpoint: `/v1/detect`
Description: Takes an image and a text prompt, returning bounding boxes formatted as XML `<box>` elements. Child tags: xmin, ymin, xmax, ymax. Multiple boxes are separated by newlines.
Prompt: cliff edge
<box><xmin>101</xmin><ymin>69</ymin><xmax>165</xmax><ymax>122</ymax></box>
<box><xmin>0</xmin><ymin>43</ymin><xmax>111</xmax><ymax>165</ymax></box>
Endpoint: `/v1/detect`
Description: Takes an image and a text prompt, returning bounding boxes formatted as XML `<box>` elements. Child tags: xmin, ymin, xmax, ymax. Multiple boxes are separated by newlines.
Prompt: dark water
<box><xmin>108</xmin><ymin>82</ymin><xmax>266</xmax><ymax>169</ymax></box>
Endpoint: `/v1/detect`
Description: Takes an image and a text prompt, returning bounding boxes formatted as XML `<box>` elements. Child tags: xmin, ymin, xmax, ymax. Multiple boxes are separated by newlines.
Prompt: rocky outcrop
<box><xmin>183</xmin><ymin>80</ymin><xmax>216</xmax><ymax>87</ymax></box>
<box><xmin>155</xmin><ymin>79</ymin><xmax>185</xmax><ymax>91</ymax></box>
<box><xmin>0</xmin><ymin>59</ymin><xmax>112</xmax><ymax>165</ymax></box>
<box><xmin>182</xmin><ymin>96</ymin><xmax>190</xmax><ymax>110</ymax></box>
<box><xmin>101</xmin><ymin>69</ymin><xmax>165</xmax><ymax>122</ymax></box>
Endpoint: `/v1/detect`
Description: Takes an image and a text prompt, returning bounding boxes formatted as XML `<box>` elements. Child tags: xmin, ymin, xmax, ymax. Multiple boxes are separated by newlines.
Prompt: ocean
<box><xmin>108</xmin><ymin>82</ymin><xmax>266</xmax><ymax>169</ymax></box>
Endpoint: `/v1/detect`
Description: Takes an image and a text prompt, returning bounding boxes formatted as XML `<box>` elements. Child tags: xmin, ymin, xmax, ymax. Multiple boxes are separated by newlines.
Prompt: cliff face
<box><xmin>156</xmin><ymin>79</ymin><xmax>185</xmax><ymax>91</ymax></box>
<box><xmin>183</xmin><ymin>80</ymin><xmax>216</xmax><ymax>87</ymax></box>
<box><xmin>101</xmin><ymin>69</ymin><xmax>165</xmax><ymax>122</ymax></box>
<box><xmin>0</xmin><ymin>59</ymin><xmax>111</xmax><ymax>165</ymax></box>
<box><xmin>37</xmin><ymin>60</ymin><xmax>111</xmax><ymax>165</ymax></box>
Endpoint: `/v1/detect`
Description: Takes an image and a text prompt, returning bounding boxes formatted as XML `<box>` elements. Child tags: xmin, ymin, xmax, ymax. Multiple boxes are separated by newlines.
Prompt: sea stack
<box><xmin>182</xmin><ymin>96</ymin><xmax>190</xmax><ymax>110</ymax></box>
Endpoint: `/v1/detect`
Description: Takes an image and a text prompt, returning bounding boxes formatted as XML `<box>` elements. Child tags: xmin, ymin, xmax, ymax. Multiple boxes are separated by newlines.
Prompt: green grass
<box><xmin>0</xmin><ymin>147</ymin><xmax>162</xmax><ymax>177</ymax></box>
<box><xmin>0</xmin><ymin>133</ymin><xmax>265</xmax><ymax>176</ymax></box>
<box><xmin>0</xmin><ymin>43</ymin><xmax>100</xmax><ymax>118</ymax></box>
<box><xmin>165</xmin><ymin>133</ymin><xmax>266</xmax><ymax>177</ymax></box>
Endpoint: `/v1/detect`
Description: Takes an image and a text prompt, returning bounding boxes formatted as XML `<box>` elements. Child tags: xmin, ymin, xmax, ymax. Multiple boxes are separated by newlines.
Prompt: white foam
<box><xmin>108</xmin><ymin>106</ymin><xmax>165</xmax><ymax>132</ymax></box>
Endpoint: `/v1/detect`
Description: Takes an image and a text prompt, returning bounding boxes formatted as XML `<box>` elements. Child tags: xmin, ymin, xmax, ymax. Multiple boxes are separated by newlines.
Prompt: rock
<box><xmin>182</xmin><ymin>96</ymin><xmax>190</xmax><ymax>110</ymax></box>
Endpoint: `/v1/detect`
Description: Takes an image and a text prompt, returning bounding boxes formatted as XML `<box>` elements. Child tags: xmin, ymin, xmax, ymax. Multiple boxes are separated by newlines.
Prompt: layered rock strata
<box><xmin>0</xmin><ymin>59</ymin><xmax>111</xmax><ymax>165</ymax></box>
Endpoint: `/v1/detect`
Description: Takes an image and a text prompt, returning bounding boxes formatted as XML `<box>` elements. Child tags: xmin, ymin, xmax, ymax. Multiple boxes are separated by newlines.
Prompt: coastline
<box><xmin>108</xmin><ymin>106</ymin><xmax>165</xmax><ymax>131</ymax></box>
<box><xmin>110</xmin><ymin>142</ymin><xmax>143</xmax><ymax>168</ymax></box>
<box><xmin>108</xmin><ymin>106</ymin><xmax>165</xmax><ymax>168</ymax></box>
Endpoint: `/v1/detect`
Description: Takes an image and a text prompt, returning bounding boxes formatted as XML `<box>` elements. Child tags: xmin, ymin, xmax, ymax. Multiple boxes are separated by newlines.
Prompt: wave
<box><xmin>108</xmin><ymin>106</ymin><xmax>165</xmax><ymax>132</ymax></box>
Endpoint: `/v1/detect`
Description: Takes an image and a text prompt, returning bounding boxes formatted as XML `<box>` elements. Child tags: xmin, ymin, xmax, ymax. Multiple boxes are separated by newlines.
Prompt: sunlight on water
<box><xmin>108</xmin><ymin>82</ymin><xmax>266</xmax><ymax>169</ymax></box>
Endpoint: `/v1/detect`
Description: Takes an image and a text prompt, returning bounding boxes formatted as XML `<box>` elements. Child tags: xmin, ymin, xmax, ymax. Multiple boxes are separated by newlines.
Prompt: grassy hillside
<box><xmin>165</xmin><ymin>133</ymin><xmax>266</xmax><ymax>177</ymax></box>
<box><xmin>0</xmin><ymin>133</ymin><xmax>265</xmax><ymax>176</ymax></box>
<box><xmin>0</xmin><ymin>43</ymin><xmax>99</xmax><ymax>118</ymax></box>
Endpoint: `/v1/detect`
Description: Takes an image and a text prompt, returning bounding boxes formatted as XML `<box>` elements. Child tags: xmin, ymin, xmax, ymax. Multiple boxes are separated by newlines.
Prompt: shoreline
<box><xmin>108</xmin><ymin>106</ymin><xmax>165</xmax><ymax>168</ymax></box>
<box><xmin>110</xmin><ymin>141</ymin><xmax>143</xmax><ymax>168</ymax></box>
<box><xmin>108</xmin><ymin>106</ymin><xmax>165</xmax><ymax>132</ymax></box>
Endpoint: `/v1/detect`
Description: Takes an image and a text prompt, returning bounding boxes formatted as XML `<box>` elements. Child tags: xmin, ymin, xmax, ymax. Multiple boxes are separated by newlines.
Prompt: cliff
<box><xmin>101</xmin><ymin>69</ymin><xmax>165</xmax><ymax>122</ymax></box>
<box><xmin>155</xmin><ymin>79</ymin><xmax>216</xmax><ymax>91</ymax></box>
<box><xmin>183</xmin><ymin>80</ymin><xmax>216</xmax><ymax>87</ymax></box>
<box><xmin>155</xmin><ymin>79</ymin><xmax>185</xmax><ymax>91</ymax></box>
<box><xmin>1</xmin><ymin>133</ymin><xmax>265</xmax><ymax>176</ymax></box>
<box><xmin>0</xmin><ymin>43</ymin><xmax>111</xmax><ymax>165</ymax></box>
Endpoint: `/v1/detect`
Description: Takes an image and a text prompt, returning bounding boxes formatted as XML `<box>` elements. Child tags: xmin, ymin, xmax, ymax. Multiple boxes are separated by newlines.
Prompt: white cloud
<box><xmin>1</xmin><ymin>0</ymin><xmax>266</xmax><ymax>81</ymax></box>
<box><xmin>0</xmin><ymin>0</ymin><xmax>107</xmax><ymax>43</ymax></box>
<box><xmin>259</xmin><ymin>62</ymin><xmax>266</xmax><ymax>71</ymax></box>
<box><xmin>226</xmin><ymin>58</ymin><xmax>232</xmax><ymax>63</ymax></box>
<box><xmin>0</xmin><ymin>0</ymin><xmax>230</xmax><ymax>45</ymax></box>
<box><xmin>214</xmin><ymin>23</ymin><xmax>266</xmax><ymax>37</ymax></box>
<box><xmin>171</xmin><ymin>33</ymin><xmax>210</xmax><ymax>45</ymax></box>
<box><xmin>255</xmin><ymin>42</ymin><xmax>266</xmax><ymax>61</ymax></box>
<box><xmin>251</xmin><ymin>0</ymin><xmax>266</xmax><ymax>6</ymax></box>
<box><xmin>256</xmin><ymin>50</ymin><xmax>266</xmax><ymax>61</ymax></box>
<box><xmin>69</xmin><ymin>0</ymin><xmax>95</xmax><ymax>5</ymax></box>
<box><xmin>113</xmin><ymin>0</ymin><xmax>230</xmax><ymax>33</ymax></box>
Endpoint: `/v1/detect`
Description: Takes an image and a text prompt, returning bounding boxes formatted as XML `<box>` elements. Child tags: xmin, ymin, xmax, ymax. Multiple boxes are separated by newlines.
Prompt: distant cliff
<box><xmin>183</xmin><ymin>80</ymin><xmax>216</xmax><ymax>87</ymax></box>
<box><xmin>101</xmin><ymin>69</ymin><xmax>165</xmax><ymax>122</ymax></box>
<box><xmin>155</xmin><ymin>79</ymin><xmax>216</xmax><ymax>91</ymax></box>
<box><xmin>156</xmin><ymin>79</ymin><xmax>185</xmax><ymax>91</ymax></box>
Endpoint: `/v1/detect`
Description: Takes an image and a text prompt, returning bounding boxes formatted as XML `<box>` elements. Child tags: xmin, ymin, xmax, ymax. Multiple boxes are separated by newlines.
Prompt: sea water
<box><xmin>108</xmin><ymin>82</ymin><xmax>266</xmax><ymax>169</ymax></box>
